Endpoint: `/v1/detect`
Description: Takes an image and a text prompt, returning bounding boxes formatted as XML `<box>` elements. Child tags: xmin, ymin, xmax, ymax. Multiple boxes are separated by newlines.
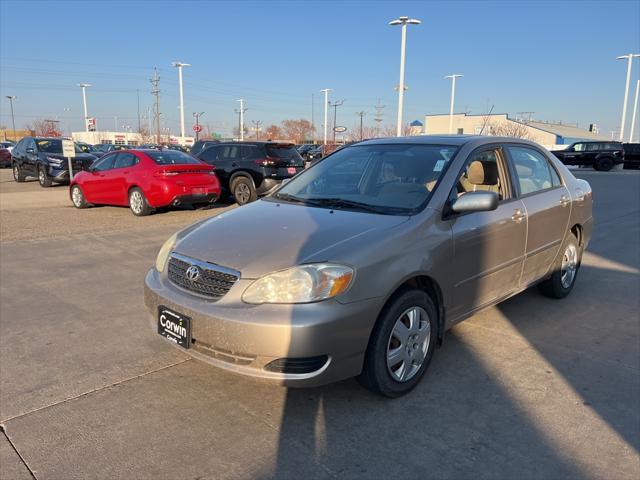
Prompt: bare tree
<box><xmin>378</xmin><ymin>123</ymin><xmax>412</xmax><ymax>137</ymax></box>
<box><xmin>280</xmin><ymin>119</ymin><xmax>315</xmax><ymax>144</ymax></box>
<box><xmin>25</xmin><ymin>119</ymin><xmax>61</xmax><ymax>137</ymax></box>
<box><xmin>263</xmin><ymin>124</ymin><xmax>283</xmax><ymax>141</ymax></box>
<box><xmin>489</xmin><ymin>121</ymin><xmax>532</xmax><ymax>139</ymax></box>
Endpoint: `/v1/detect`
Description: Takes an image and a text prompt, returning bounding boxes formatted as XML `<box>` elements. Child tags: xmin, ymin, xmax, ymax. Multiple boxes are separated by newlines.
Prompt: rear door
<box><xmin>448</xmin><ymin>146</ymin><xmax>527</xmax><ymax>320</ymax></box>
<box><xmin>506</xmin><ymin>145</ymin><xmax>571</xmax><ymax>286</ymax></box>
<box><xmin>561</xmin><ymin>143</ymin><xmax>585</xmax><ymax>165</ymax></box>
<box><xmin>24</xmin><ymin>138</ymin><xmax>38</xmax><ymax>174</ymax></box>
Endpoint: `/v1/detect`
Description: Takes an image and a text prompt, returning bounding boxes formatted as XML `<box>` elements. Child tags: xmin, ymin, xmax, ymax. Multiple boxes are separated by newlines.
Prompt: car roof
<box><xmin>358</xmin><ymin>135</ymin><xmax>539</xmax><ymax>148</ymax></box>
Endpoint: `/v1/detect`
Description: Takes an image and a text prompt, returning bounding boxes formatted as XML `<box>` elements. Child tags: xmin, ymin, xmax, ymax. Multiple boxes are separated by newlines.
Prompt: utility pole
<box><xmin>330</xmin><ymin>99</ymin><xmax>344</xmax><ymax>143</ymax></box>
<box><xmin>136</xmin><ymin>89</ymin><xmax>141</xmax><ymax>132</ymax></box>
<box><xmin>150</xmin><ymin>67</ymin><xmax>161</xmax><ymax>144</ymax></box>
<box><xmin>617</xmin><ymin>53</ymin><xmax>640</xmax><ymax>141</ymax></box>
<box><xmin>355</xmin><ymin>111</ymin><xmax>366</xmax><ymax>140</ymax></box>
<box><xmin>251</xmin><ymin>120</ymin><xmax>262</xmax><ymax>140</ymax></box>
<box><xmin>389</xmin><ymin>16</ymin><xmax>421</xmax><ymax>137</ymax></box>
<box><xmin>320</xmin><ymin>88</ymin><xmax>332</xmax><ymax>145</ymax></box>
<box><xmin>193</xmin><ymin>112</ymin><xmax>204</xmax><ymax>141</ymax></box>
<box><xmin>630</xmin><ymin>79</ymin><xmax>639</xmax><ymax>143</ymax></box>
<box><xmin>77</xmin><ymin>83</ymin><xmax>91</xmax><ymax>132</ymax></box>
<box><xmin>444</xmin><ymin>74</ymin><xmax>463</xmax><ymax>134</ymax></box>
<box><xmin>374</xmin><ymin>98</ymin><xmax>385</xmax><ymax>137</ymax></box>
<box><xmin>311</xmin><ymin>93</ymin><xmax>315</xmax><ymax>142</ymax></box>
<box><xmin>5</xmin><ymin>96</ymin><xmax>16</xmax><ymax>141</ymax></box>
<box><xmin>172</xmin><ymin>62</ymin><xmax>191</xmax><ymax>142</ymax></box>
<box><xmin>235</xmin><ymin>99</ymin><xmax>247</xmax><ymax>141</ymax></box>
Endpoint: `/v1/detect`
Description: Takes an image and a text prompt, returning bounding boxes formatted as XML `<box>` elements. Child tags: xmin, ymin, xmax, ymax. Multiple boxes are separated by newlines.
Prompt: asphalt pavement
<box><xmin>0</xmin><ymin>168</ymin><xmax>638</xmax><ymax>479</ymax></box>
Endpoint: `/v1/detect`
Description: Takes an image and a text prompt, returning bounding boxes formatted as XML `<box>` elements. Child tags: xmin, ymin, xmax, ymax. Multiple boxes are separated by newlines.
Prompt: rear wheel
<box><xmin>12</xmin><ymin>163</ymin><xmax>25</xmax><ymax>182</ymax></box>
<box><xmin>129</xmin><ymin>187</ymin><xmax>153</xmax><ymax>216</ymax></box>
<box><xmin>539</xmin><ymin>232</ymin><xmax>580</xmax><ymax>299</ymax></box>
<box><xmin>595</xmin><ymin>157</ymin><xmax>614</xmax><ymax>171</ymax></box>
<box><xmin>358</xmin><ymin>289</ymin><xmax>437</xmax><ymax>397</ymax></box>
<box><xmin>70</xmin><ymin>185</ymin><xmax>89</xmax><ymax>209</ymax></box>
<box><xmin>38</xmin><ymin>165</ymin><xmax>52</xmax><ymax>187</ymax></box>
<box><xmin>231</xmin><ymin>176</ymin><xmax>257</xmax><ymax>205</ymax></box>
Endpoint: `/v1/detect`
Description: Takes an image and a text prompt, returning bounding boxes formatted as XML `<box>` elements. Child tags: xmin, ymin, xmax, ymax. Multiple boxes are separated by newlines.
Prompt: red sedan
<box><xmin>70</xmin><ymin>149</ymin><xmax>221</xmax><ymax>216</ymax></box>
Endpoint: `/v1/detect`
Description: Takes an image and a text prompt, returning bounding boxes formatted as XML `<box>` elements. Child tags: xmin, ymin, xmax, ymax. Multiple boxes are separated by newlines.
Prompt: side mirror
<box><xmin>26</xmin><ymin>147</ymin><xmax>36</xmax><ymax>154</ymax></box>
<box><xmin>451</xmin><ymin>191</ymin><xmax>498</xmax><ymax>213</ymax></box>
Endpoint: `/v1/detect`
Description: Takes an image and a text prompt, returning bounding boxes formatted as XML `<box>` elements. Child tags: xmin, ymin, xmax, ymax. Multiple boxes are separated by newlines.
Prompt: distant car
<box><xmin>11</xmin><ymin>137</ymin><xmax>97</xmax><ymax>187</ymax></box>
<box><xmin>190</xmin><ymin>140</ymin><xmax>219</xmax><ymax>156</ymax></box>
<box><xmin>77</xmin><ymin>142</ymin><xmax>104</xmax><ymax>157</ymax></box>
<box><xmin>551</xmin><ymin>141</ymin><xmax>624</xmax><ymax>171</ymax></box>
<box><xmin>69</xmin><ymin>149</ymin><xmax>221</xmax><ymax>216</ymax></box>
<box><xmin>165</xmin><ymin>145</ymin><xmax>190</xmax><ymax>153</ymax></box>
<box><xmin>195</xmin><ymin>141</ymin><xmax>304</xmax><ymax>205</ymax></box>
<box><xmin>1</xmin><ymin>141</ymin><xmax>15</xmax><ymax>154</ymax></box>
<box><xmin>0</xmin><ymin>147</ymin><xmax>11</xmax><ymax>167</ymax></box>
<box><xmin>622</xmin><ymin>143</ymin><xmax>640</xmax><ymax>169</ymax></box>
<box><xmin>95</xmin><ymin>144</ymin><xmax>130</xmax><ymax>153</ymax></box>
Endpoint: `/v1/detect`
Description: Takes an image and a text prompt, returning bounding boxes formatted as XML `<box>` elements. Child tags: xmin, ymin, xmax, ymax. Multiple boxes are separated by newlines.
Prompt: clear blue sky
<box><xmin>1</xmin><ymin>0</ymin><xmax>639</xmax><ymax>138</ymax></box>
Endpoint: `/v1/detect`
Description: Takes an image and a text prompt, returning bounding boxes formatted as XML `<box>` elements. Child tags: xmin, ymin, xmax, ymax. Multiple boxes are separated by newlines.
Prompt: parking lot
<box><xmin>0</xmin><ymin>167</ymin><xmax>638</xmax><ymax>479</ymax></box>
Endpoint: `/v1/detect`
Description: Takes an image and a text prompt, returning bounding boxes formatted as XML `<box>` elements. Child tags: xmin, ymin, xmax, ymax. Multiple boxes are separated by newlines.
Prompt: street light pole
<box><xmin>445</xmin><ymin>74</ymin><xmax>463</xmax><ymax>134</ymax></box>
<box><xmin>236</xmin><ymin>99</ymin><xmax>247</xmax><ymax>141</ymax></box>
<box><xmin>617</xmin><ymin>54</ymin><xmax>640</xmax><ymax>141</ymax></box>
<box><xmin>5</xmin><ymin>96</ymin><xmax>16</xmax><ymax>141</ymax></box>
<box><xmin>390</xmin><ymin>16</ymin><xmax>421</xmax><ymax>137</ymax></box>
<box><xmin>330</xmin><ymin>100</ymin><xmax>344</xmax><ymax>143</ymax></box>
<box><xmin>77</xmin><ymin>83</ymin><xmax>91</xmax><ymax>132</ymax></box>
<box><xmin>630</xmin><ymin>79</ymin><xmax>640</xmax><ymax>144</ymax></box>
<box><xmin>193</xmin><ymin>112</ymin><xmax>204</xmax><ymax>141</ymax></box>
<box><xmin>320</xmin><ymin>88</ymin><xmax>332</xmax><ymax>145</ymax></box>
<box><xmin>172</xmin><ymin>62</ymin><xmax>191</xmax><ymax>142</ymax></box>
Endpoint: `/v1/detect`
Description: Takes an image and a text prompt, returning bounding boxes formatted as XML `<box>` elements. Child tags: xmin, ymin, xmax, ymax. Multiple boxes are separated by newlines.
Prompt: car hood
<box><xmin>174</xmin><ymin>199</ymin><xmax>410</xmax><ymax>278</ymax></box>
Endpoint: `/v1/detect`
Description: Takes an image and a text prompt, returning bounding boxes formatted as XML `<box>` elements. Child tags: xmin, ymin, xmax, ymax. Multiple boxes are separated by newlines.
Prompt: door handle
<box><xmin>511</xmin><ymin>209</ymin><xmax>526</xmax><ymax>223</ymax></box>
<box><xmin>560</xmin><ymin>195</ymin><xmax>570</xmax><ymax>207</ymax></box>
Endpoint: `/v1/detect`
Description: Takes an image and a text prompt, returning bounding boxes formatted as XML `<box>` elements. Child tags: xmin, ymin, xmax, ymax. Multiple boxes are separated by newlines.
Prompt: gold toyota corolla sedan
<box><xmin>145</xmin><ymin>136</ymin><xmax>593</xmax><ymax>397</ymax></box>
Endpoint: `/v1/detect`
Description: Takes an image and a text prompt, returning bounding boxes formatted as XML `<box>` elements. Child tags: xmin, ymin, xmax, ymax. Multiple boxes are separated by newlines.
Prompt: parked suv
<box><xmin>622</xmin><ymin>143</ymin><xmax>640</xmax><ymax>169</ymax></box>
<box><xmin>11</xmin><ymin>137</ymin><xmax>98</xmax><ymax>187</ymax></box>
<box><xmin>190</xmin><ymin>140</ymin><xmax>219</xmax><ymax>156</ymax></box>
<box><xmin>551</xmin><ymin>141</ymin><xmax>624</xmax><ymax>171</ymax></box>
<box><xmin>196</xmin><ymin>142</ymin><xmax>304</xmax><ymax>205</ymax></box>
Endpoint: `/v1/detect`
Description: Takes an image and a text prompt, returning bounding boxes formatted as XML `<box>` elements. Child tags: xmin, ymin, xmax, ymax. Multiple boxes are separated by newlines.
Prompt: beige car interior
<box><xmin>457</xmin><ymin>151</ymin><xmax>504</xmax><ymax>200</ymax></box>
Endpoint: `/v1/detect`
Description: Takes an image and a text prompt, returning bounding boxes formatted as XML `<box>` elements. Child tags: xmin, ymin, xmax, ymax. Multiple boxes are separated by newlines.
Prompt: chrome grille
<box><xmin>167</xmin><ymin>253</ymin><xmax>239</xmax><ymax>299</ymax></box>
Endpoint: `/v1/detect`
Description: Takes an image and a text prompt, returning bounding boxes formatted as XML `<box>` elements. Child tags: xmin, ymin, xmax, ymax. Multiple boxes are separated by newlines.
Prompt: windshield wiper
<box><xmin>273</xmin><ymin>192</ymin><xmax>307</xmax><ymax>204</ymax></box>
<box><xmin>303</xmin><ymin>197</ymin><xmax>395</xmax><ymax>214</ymax></box>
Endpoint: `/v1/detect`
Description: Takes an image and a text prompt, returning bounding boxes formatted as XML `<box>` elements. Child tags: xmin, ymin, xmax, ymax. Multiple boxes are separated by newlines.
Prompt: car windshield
<box><xmin>146</xmin><ymin>149</ymin><xmax>201</xmax><ymax>165</ymax></box>
<box><xmin>272</xmin><ymin>143</ymin><xmax>458</xmax><ymax>215</ymax></box>
<box><xmin>36</xmin><ymin>139</ymin><xmax>83</xmax><ymax>153</ymax></box>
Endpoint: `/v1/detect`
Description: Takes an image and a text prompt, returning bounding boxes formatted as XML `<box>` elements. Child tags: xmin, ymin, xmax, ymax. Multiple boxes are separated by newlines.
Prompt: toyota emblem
<box><xmin>185</xmin><ymin>265</ymin><xmax>201</xmax><ymax>282</ymax></box>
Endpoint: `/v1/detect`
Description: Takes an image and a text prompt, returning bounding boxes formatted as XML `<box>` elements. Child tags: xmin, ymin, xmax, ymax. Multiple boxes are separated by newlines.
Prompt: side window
<box><xmin>222</xmin><ymin>146</ymin><xmax>239</xmax><ymax>160</ymax></box>
<box><xmin>93</xmin><ymin>154</ymin><xmax>116</xmax><ymax>172</ymax></box>
<box><xmin>26</xmin><ymin>138</ymin><xmax>37</xmax><ymax>152</ymax></box>
<box><xmin>586</xmin><ymin>143</ymin><xmax>601</xmax><ymax>151</ymax></box>
<box><xmin>13</xmin><ymin>139</ymin><xmax>25</xmax><ymax>155</ymax></box>
<box><xmin>199</xmin><ymin>146</ymin><xmax>220</xmax><ymax>163</ymax></box>
<box><xmin>241</xmin><ymin>146</ymin><xmax>261</xmax><ymax>159</ymax></box>
<box><xmin>113</xmin><ymin>152</ymin><xmax>137</xmax><ymax>169</ymax></box>
<box><xmin>508</xmin><ymin>146</ymin><xmax>557</xmax><ymax>195</ymax></box>
<box><xmin>573</xmin><ymin>143</ymin><xmax>585</xmax><ymax>152</ymax></box>
<box><xmin>454</xmin><ymin>148</ymin><xmax>506</xmax><ymax>201</ymax></box>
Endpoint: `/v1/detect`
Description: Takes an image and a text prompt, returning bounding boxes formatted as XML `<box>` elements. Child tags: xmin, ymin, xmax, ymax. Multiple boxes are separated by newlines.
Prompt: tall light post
<box><xmin>77</xmin><ymin>83</ymin><xmax>91</xmax><ymax>131</ymax></box>
<box><xmin>5</xmin><ymin>96</ymin><xmax>16</xmax><ymax>141</ymax></box>
<box><xmin>193</xmin><ymin>111</ymin><xmax>204</xmax><ymax>141</ymax></box>
<box><xmin>445</xmin><ymin>74</ymin><xmax>463</xmax><ymax>134</ymax></box>
<box><xmin>236</xmin><ymin>99</ymin><xmax>246</xmax><ymax>141</ymax></box>
<box><xmin>389</xmin><ymin>16</ymin><xmax>421</xmax><ymax>137</ymax></box>
<box><xmin>617</xmin><ymin>53</ymin><xmax>640</xmax><ymax>141</ymax></box>
<box><xmin>630</xmin><ymin>79</ymin><xmax>639</xmax><ymax>143</ymax></box>
<box><xmin>320</xmin><ymin>88</ymin><xmax>332</xmax><ymax>145</ymax></box>
<box><xmin>172</xmin><ymin>62</ymin><xmax>191</xmax><ymax>142</ymax></box>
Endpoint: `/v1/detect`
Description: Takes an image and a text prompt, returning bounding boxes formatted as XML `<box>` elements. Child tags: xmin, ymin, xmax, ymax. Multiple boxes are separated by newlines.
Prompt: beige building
<box><xmin>423</xmin><ymin>113</ymin><xmax>609</xmax><ymax>149</ymax></box>
<box><xmin>71</xmin><ymin>131</ymin><xmax>195</xmax><ymax>146</ymax></box>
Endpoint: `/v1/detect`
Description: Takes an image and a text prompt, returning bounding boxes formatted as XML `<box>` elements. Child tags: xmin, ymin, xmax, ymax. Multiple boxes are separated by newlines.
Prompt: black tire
<box><xmin>38</xmin><ymin>165</ymin><xmax>52</xmax><ymax>187</ymax></box>
<box><xmin>70</xmin><ymin>184</ymin><xmax>89</xmax><ymax>209</ymax></box>
<box><xmin>231</xmin><ymin>176</ymin><xmax>257</xmax><ymax>205</ymax></box>
<box><xmin>12</xmin><ymin>163</ymin><xmax>25</xmax><ymax>182</ymax></box>
<box><xmin>358</xmin><ymin>289</ymin><xmax>438</xmax><ymax>398</ymax></box>
<box><xmin>128</xmin><ymin>187</ymin><xmax>153</xmax><ymax>216</ymax></box>
<box><xmin>595</xmin><ymin>157</ymin><xmax>614</xmax><ymax>172</ymax></box>
<box><xmin>538</xmin><ymin>232</ymin><xmax>581</xmax><ymax>299</ymax></box>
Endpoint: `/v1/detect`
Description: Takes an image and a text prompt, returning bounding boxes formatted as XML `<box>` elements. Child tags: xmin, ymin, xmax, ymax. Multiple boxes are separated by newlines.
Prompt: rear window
<box><xmin>146</xmin><ymin>150</ymin><xmax>201</xmax><ymax>165</ymax></box>
<box><xmin>266</xmin><ymin>145</ymin><xmax>301</xmax><ymax>160</ymax></box>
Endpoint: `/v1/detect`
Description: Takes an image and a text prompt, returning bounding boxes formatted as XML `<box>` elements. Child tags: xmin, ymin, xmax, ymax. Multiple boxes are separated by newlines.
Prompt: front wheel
<box><xmin>38</xmin><ymin>165</ymin><xmax>52</xmax><ymax>187</ymax></box>
<box><xmin>539</xmin><ymin>232</ymin><xmax>580</xmax><ymax>299</ymax></box>
<box><xmin>70</xmin><ymin>185</ymin><xmax>89</xmax><ymax>209</ymax></box>
<box><xmin>358</xmin><ymin>289</ymin><xmax>438</xmax><ymax>397</ymax></box>
<box><xmin>129</xmin><ymin>187</ymin><xmax>153</xmax><ymax>216</ymax></box>
<box><xmin>12</xmin><ymin>163</ymin><xmax>25</xmax><ymax>182</ymax></box>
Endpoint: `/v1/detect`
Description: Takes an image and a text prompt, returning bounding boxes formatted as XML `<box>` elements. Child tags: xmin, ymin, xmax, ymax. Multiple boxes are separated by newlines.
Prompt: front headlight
<box><xmin>242</xmin><ymin>263</ymin><xmax>353</xmax><ymax>304</ymax></box>
<box><xmin>155</xmin><ymin>232</ymin><xmax>178</xmax><ymax>272</ymax></box>
<box><xmin>46</xmin><ymin>156</ymin><xmax>64</xmax><ymax>165</ymax></box>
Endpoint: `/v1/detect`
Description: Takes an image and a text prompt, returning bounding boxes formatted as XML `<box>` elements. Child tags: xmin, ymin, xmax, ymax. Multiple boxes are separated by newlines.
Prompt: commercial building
<box><xmin>71</xmin><ymin>131</ymin><xmax>195</xmax><ymax>146</ymax></box>
<box><xmin>423</xmin><ymin>113</ymin><xmax>609</xmax><ymax>149</ymax></box>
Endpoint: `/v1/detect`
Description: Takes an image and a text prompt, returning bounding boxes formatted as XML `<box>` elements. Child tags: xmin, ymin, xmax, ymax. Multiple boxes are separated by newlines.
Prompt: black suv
<box><xmin>196</xmin><ymin>142</ymin><xmax>304</xmax><ymax>205</ymax></box>
<box><xmin>190</xmin><ymin>140</ymin><xmax>219</xmax><ymax>156</ymax></box>
<box><xmin>623</xmin><ymin>143</ymin><xmax>640</xmax><ymax>169</ymax></box>
<box><xmin>11</xmin><ymin>137</ymin><xmax>98</xmax><ymax>187</ymax></box>
<box><xmin>551</xmin><ymin>141</ymin><xmax>624</xmax><ymax>171</ymax></box>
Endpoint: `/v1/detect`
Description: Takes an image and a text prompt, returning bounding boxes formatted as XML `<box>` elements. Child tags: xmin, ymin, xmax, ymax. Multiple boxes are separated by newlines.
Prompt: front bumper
<box><xmin>144</xmin><ymin>268</ymin><xmax>381</xmax><ymax>387</ymax></box>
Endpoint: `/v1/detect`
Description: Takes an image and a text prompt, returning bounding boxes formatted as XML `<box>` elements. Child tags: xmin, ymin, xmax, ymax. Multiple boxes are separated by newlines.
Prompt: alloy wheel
<box><xmin>72</xmin><ymin>186</ymin><xmax>83</xmax><ymax>207</ymax></box>
<box><xmin>130</xmin><ymin>191</ymin><xmax>144</xmax><ymax>214</ymax></box>
<box><xmin>38</xmin><ymin>168</ymin><xmax>45</xmax><ymax>185</ymax></box>
<box><xmin>386</xmin><ymin>306</ymin><xmax>431</xmax><ymax>382</ymax></box>
<box><xmin>12</xmin><ymin>164</ymin><xmax>19</xmax><ymax>181</ymax></box>
<box><xmin>561</xmin><ymin>243</ymin><xmax>578</xmax><ymax>289</ymax></box>
<box><xmin>235</xmin><ymin>183</ymin><xmax>250</xmax><ymax>204</ymax></box>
